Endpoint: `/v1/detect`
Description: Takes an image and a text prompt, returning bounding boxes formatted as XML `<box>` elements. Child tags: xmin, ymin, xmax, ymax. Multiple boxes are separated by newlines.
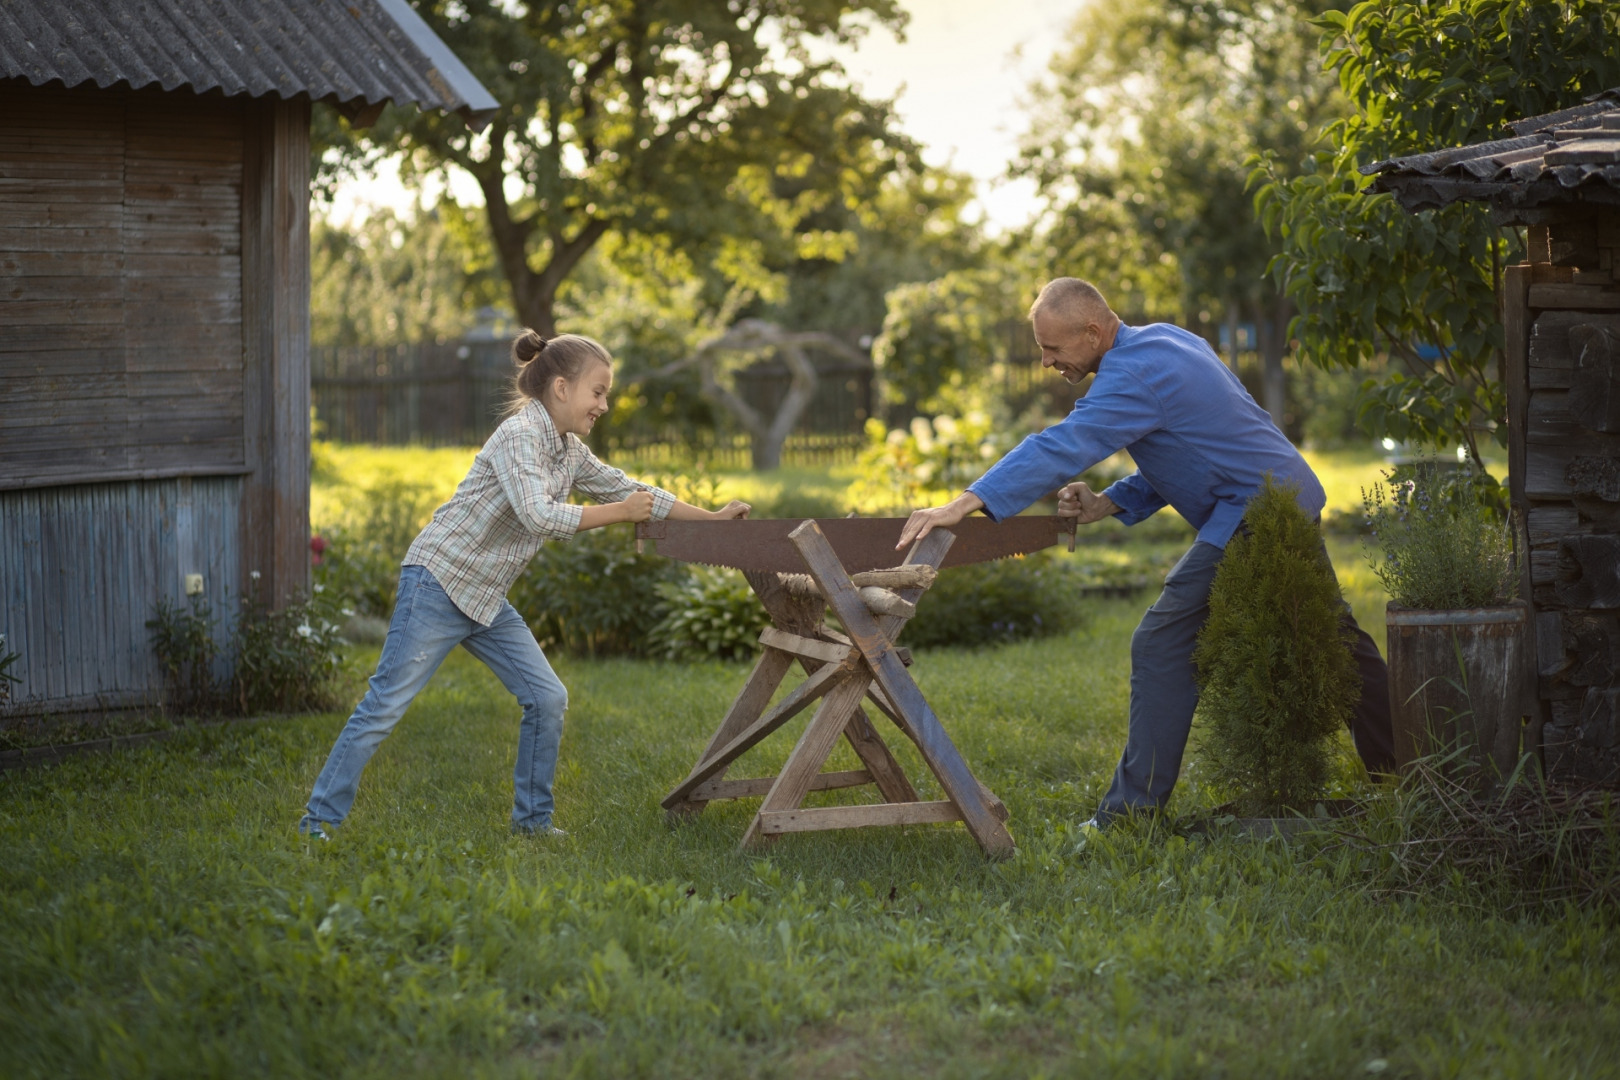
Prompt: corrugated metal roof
<box><xmin>0</xmin><ymin>0</ymin><xmax>496</xmax><ymax>127</ymax></box>
<box><xmin>1361</xmin><ymin>88</ymin><xmax>1620</xmax><ymax>220</ymax></box>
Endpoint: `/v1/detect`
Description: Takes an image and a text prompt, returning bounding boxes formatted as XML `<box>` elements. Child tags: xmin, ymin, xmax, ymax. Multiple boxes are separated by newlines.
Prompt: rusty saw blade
<box><xmin>636</xmin><ymin>516</ymin><xmax>1074</xmax><ymax>573</ymax></box>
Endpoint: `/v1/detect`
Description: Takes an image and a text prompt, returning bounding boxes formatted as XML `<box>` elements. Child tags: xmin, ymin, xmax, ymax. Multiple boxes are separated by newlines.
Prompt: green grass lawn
<box><xmin>8</xmin><ymin>444</ymin><xmax>1605</xmax><ymax>1077</ymax></box>
<box><xmin>4</xmin><ymin>581</ymin><xmax>1617</xmax><ymax>1077</ymax></box>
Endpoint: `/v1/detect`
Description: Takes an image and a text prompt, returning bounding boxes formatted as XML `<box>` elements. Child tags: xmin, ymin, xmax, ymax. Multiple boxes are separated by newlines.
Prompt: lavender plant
<box><xmin>1362</xmin><ymin>463</ymin><xmax>1516</xmax><ymax>610</ymax></box>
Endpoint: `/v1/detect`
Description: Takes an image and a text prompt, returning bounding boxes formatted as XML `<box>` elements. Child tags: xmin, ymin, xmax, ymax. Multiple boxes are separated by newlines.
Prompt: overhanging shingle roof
<box><xmin>0</xmin><ymin>0</ymin><xmax>497</xmax><ymax>127</ymax></box>
<box><xmin>1361</xmin><ymin>88</ymin><xmax>1620</xmax><ymax>220</ymax></box>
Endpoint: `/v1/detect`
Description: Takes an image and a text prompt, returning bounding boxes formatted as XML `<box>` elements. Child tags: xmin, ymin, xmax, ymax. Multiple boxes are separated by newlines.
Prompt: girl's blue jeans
<box><xmin>300</xmin><ymin>564</ymin><xmax>567</xmax><ymax>834</ymax></box>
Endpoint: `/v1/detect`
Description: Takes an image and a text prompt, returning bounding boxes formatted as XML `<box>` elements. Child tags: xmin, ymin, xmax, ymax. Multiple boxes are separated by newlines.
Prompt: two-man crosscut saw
<box><xmin>636</xmin><ymin>515</ymin><xmax>1076</xmax><ymax>574</ymax></box>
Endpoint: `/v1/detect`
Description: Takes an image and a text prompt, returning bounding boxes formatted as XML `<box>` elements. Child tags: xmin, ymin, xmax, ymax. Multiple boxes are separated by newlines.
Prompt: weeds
<box><xmin>146</xmin><ymin>595</ymin><xmax>221</xmax><ymax>713</ymax></box>
<box><xmin>1323</xmin><ymin>756</ymin><xmax>1620</xmax><ymax>916</ymax></box>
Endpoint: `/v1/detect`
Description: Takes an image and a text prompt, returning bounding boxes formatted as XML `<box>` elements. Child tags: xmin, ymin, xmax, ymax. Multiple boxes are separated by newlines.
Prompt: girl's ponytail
<box><xmin>507</xmin><ymin>329</ymin><xmax>613</xmax><ymax>417</ymax></box>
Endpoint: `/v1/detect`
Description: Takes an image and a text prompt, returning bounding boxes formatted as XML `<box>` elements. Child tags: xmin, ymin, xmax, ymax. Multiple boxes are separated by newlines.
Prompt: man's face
<box><xmin>1032</xmin><ymin>309</ymin><xmax>1106</xmax><ymax>384</ymax></box>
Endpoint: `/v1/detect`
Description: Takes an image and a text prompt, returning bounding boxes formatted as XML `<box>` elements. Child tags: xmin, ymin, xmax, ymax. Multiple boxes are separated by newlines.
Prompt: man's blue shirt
<box><xmin>966</xmin><ymin>322</ymin><xmax>1324</xmax><ymax>548</ymax></box>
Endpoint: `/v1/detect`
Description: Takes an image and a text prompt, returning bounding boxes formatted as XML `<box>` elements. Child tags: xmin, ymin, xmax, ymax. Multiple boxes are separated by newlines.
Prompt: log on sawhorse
<box><xmin>659</xmin><ymin>520</ymin><xmax>1015</xmax><ymax>859</ymax></box>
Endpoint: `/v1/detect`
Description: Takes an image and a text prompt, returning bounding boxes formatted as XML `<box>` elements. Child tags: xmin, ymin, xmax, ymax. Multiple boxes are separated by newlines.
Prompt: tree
<box><xmin>1254</xmin><ymin>0</ymin><xmax>1620</xmax><ymax>467</ymax></box>
<box><xmin>317</xmin><ymin>0</ymin><xmax>912</xmax><ymax>338</ymax></box>
<box><xmin>309</xmin><ymin>202</ymin><xmax>502</xmax><ymax>345</ymax></box>
<box><xmin>1013</xmin><ymin>0</ymin><xmax>1348</xmax><ymax>428</ymax></box>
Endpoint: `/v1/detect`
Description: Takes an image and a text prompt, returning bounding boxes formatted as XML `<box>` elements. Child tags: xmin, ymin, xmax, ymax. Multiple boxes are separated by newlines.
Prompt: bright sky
<box><xmin>328</xmin><ymin>0</ymin><xmax>1087</xmax><ymax>234</ymax></box>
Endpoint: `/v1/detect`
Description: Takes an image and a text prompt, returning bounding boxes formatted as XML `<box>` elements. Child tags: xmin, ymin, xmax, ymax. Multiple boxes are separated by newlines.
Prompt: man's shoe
<box><xmin>513</xmin><ymin>824</ymin><xmax>568</xmax><ymax>839</ymax></box>
<box><xmin>1071</xmin><ymin>816</ymin><xmax>1103</xmax><ymax>853</ymax></box>
<box><xmin>300</xmin><ymin>821</ymin><xmax>333</xmax><ymax>841</ymax></box>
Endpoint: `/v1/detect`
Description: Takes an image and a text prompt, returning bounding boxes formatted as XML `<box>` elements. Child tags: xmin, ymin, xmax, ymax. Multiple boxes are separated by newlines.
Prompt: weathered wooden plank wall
<box><xmin>1519</xmin><ymin>210</ymin><xmax>1620</xmax><ymax>782</ymax></box>
<box><xmin>0</xmin><ymin>478</ymin><xmax>241</xmax><ymax>715</ymax></box>
<box><xmin>0</xmin><ymin>80</ymin><xmax>310</xmax><ymax>719</ymax></box>
<box><xmin>0</xmin><ymin>82</ymin><xmax>247</xmax><ymax>489</ymax></box>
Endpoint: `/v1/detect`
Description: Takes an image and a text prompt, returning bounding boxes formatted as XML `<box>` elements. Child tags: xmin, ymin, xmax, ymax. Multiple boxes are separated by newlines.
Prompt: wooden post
<box><xmin>240</xmin><ymin>96</ymin><xmax>311</xmax><ymax>609</ymax></box>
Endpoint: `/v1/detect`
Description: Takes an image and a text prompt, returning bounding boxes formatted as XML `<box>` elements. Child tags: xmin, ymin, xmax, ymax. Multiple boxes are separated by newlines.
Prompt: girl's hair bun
<box><xmin>512</xmin><ymin>328</ymin><xmax>549</xmax><ymax>365</ymax></box>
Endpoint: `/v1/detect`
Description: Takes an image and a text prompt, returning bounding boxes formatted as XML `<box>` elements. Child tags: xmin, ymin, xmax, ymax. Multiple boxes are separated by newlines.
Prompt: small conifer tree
<box><xmin>1193</xmin><ymin>476</ymin><xmax>1357</xmax><ymax>815</ymax></box>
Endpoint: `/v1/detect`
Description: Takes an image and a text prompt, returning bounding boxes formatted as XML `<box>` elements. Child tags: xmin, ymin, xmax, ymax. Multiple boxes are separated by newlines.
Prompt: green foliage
<box><xmin>1254</xmin><ymin>0</ymin><xmax>1620</xmax><ymax>463</ymax></box>
<box><xmin>319</xmin><ymin>0</ymin><xmax>914</xmax><ymax>336</ymax></box>
<box><xmin>309</xmin><ymin>202</ymin><xmax>503</xmax><ymax>346</ymax></box>
<box><xmin>849</xmin><ymin>413</ymin><xmax>1011</xmax><ymax>513</ymax></box>
<box><xmin>313</xmin><ymin>475</ymin><xmax>440</xmax><ymax>617</ymax></box>
<box><xmin>146</xmin><ymin>596</ymin><xmax>221</xmax><ymax>714</ymax></box>
<box><xmin>647</xmin><ymin>567</ymin><xmax>771</xmax><ymax>662</ymax></box>
<box><xmin>509</xmin><ymin>527</ymin><xmax>683</xmax><ymax>658</ymax></box>
<box><xmin>1194</xmin><ymin>478</ymin><xmax>1357</xmax><ymax>815</ymax></box>
<box><xmin>1016</xmin><ymin>0</ymin><xmax>1346</xmax><ymax>332</ymax></box>
<box><xmin>1362</xmin><ymin>463</ymin><xmax>1516</xmax><ymax>609</ymax></box>
<box><xmin>901</xmin><ymin>552</ymin><xmax>1083</xmax><ymax>649</ymax></box>
<box><xmin>230</xmin><ymin>586</ymin><xmax>348</xmax><ymax>715</ymax></box>
<box><xmin>749</xmin><ymin>487</ymin><xmax>845</xmax><ymax>520</ymax></box>
<box><xmin>872</xmin><ymin>269</ymin><xmax>1023</xmax><ymax>415</ymax></box>
<box><xmin>146</xmin><ymin>587</ymin><xmax>346</xmax><ymax>717</ymax></box>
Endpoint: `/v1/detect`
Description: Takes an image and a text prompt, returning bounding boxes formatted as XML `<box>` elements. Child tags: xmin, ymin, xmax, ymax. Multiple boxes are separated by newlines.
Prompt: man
<box><xmin>896</xmin><ymin>278</ymin><xmax>1395</xmax><ymax>826</ymax></box>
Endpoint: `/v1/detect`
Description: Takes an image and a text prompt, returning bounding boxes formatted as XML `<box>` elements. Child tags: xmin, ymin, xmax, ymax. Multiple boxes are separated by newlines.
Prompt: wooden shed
<box><xmin>1366</xmin><ymin>89</ymin><xmax>1620</xmax><ymax>783</ymax></box>
<box><xmin>0</xmin><ymin>0</ymin><xmax>494</xmax><ymax>720</ymax></box>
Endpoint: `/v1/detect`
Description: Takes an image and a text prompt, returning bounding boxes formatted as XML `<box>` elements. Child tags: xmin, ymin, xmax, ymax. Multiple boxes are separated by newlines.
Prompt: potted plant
<box><xmin>1363</xmin><ymin>463</ymin><xmax>1527</xmax><ymax>783</ymax></box>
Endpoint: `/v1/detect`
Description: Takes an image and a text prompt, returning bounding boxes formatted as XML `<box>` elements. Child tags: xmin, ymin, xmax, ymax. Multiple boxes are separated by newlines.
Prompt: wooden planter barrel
<box><xmin>1386</xmin><ymin>602</ymin><xmax>1530</xmax><ymax>781</ymax></box>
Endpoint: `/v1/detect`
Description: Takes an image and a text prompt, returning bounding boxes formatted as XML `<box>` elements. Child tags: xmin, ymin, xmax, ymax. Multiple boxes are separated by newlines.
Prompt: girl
<box><xmin>299</xmin><ymin>331</ymin><xmax>749</xmax><ymax>838</ymax></box>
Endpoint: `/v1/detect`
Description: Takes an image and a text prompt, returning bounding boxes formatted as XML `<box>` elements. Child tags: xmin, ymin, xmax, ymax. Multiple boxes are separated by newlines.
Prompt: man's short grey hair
<box><xmin>1029</xmin><ymin>278</ymin><xmax>1111</xmax><ymax>327</ymax></box>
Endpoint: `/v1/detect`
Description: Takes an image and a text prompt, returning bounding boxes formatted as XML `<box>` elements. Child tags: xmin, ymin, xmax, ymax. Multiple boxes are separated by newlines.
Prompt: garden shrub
<box><xmin>313</xmin><ymin>475</ymin><xmax>439</xmax><ymax>616</ymax></box>
<box><xmin>647</xmin><ymin>566</ymin><xmax>770</xmax><ymax>661</ymax></box>
<box><xmin>230</xmin><ymin>585</ymin><xmax>347</xmax><ymax>714</ymax></box>
<box><xmin>848</xmin><ymin>412</ymin><xmax>1011</xmax><ymax>513</ymax></box>
<box><xmin>900</xmin><ymin>551</ymin><xmax>1082</xmax><ymax>649</ymax></box>
<box><xmin>146</xmin><ymin>583</ymin><xmax>346</xmax><ymax>716</ymax></box>
<box><xmin>509</xmin><ymin>526</ymin><xmax>683</xmax><ymax>657</ymax></box>
<box><xmin>1362</xmin><ymin>462</ymin><xmax>1515</xmax><ymax>610</ymax></box>
<box><xmin>1193</xmin><ymin>477</ymin><xmax>1357</xmax><ymax>816</ymax></box>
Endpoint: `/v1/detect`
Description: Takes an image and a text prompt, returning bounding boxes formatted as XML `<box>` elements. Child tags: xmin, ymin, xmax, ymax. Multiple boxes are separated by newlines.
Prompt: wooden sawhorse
<box><xmin>660</xmin><ymin>520</ymin><xmax>1015</xmax><ymax>858</ymax></box>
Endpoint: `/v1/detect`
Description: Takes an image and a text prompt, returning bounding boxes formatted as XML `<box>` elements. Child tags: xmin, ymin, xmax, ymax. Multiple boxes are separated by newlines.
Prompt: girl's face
<box><xmin>546</xmin><ymin>360</ymin><xmax>613</xmax><ymax>438</ymax></box>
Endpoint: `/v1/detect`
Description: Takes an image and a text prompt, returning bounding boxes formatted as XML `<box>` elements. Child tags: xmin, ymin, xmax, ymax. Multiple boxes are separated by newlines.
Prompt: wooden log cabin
<box><xmin>0</xmin><ymin>0</ymin><xmax>494</xmax><ymax>721</ymax></box>
<box><xmin>1366</xmin><ymin>89</ymin><xmax>1620</xmax><ymax>783</ymax></box>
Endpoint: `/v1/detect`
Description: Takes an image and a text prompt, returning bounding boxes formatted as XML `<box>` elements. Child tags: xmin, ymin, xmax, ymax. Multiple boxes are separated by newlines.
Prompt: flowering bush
<box><xmin>848</xmin><ymin>412</ymin><xmax>1009</xmax><ymax>513</ymax></box>
<box><xmin>146</xmin><ymin>574</ymin><xmax>347</xmax><ymax>717</ymax></box>
<box><xmin>1362</xmin><ymin>464</ymin><xmax>1516</xmax><ymax>610</ymax></box>
<box><xmin>231</xmin><ymin>580</ymin><xmax>347</xmax><ymax>714</ymax></box>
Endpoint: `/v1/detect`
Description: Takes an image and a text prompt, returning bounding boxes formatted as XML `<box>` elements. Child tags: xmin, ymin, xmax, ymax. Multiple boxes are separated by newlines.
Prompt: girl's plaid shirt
<box><xmin>403</xmin><ymin>400</ymin><xmax>675</xmax><ymax>625</ymax></box>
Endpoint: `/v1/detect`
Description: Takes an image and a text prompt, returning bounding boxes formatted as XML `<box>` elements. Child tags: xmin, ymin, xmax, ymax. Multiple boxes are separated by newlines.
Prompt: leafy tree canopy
<box><xmin>1014</xmin><ymin>0</ymin><xmax>1346</xmax><ymax>330</ymax></box>
<box><xmin>316</xmin><ymin>0</ymin><xmax>916</xmax><ymax>338</ymax></box>
<box><xmin>310</xmin><ymin>202</ymin><xmax>503</xmax><ymax>345</ymax></box>
<box><xmin>1254</xmin><ymin>0</ymin><xmax>1620</xmax><ymax>466</ymax></box>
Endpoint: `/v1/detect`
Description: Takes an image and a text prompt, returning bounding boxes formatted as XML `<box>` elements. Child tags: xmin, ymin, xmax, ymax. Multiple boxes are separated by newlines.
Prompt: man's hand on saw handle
<box><xmin>1055</xmin><ymin>482</ymin><xmax>1119</xmax><ymax>524</ymax></box>
<box><xmin>897</xmin><ymin>492</ymin><xmax>984</xmax><ymax>550</ymax></box>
